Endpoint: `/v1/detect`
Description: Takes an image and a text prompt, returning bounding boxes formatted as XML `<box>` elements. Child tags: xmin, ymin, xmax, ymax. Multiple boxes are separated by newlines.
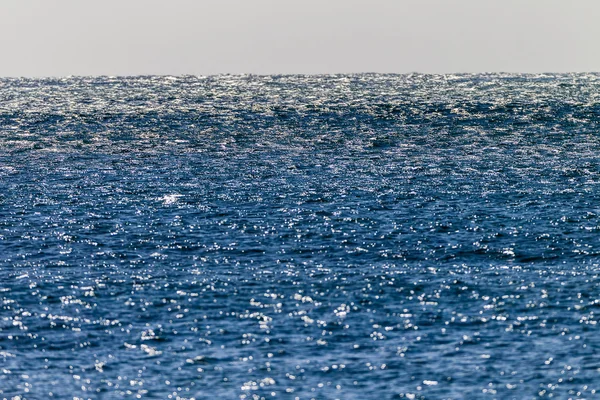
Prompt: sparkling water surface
<box><xmin>3</xmin><ymin>74</ymin><xmax>600</xmax><ymax>399</ymax></box>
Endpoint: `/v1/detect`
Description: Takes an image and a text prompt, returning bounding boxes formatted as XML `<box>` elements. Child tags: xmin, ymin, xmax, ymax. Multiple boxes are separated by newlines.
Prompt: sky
<box><xmin>0</xmin><ymin>0</ymin><xmax>599</xmax><ymax>77</ymax></box>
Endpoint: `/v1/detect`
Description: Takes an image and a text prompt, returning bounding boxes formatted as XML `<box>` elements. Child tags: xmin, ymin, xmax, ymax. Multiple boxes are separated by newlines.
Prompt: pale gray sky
<box><xmin>0</xmin><ymin>0</ymin><xmax>599</xmax><ymax>77</ymax></box>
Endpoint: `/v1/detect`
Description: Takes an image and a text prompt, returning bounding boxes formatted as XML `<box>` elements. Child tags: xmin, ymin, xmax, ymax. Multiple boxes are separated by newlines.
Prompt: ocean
<box><xmin>2</xmin><ymin>73</ymin><xmax>600</xmax><ymax>399</ymax></box>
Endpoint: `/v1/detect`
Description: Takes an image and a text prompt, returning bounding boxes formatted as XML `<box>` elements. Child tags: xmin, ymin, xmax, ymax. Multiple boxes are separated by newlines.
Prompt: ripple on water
<box><xmin>2</xmin><ymin>74</ymin><xmax>600</xmax><ymax>398</ymax></box>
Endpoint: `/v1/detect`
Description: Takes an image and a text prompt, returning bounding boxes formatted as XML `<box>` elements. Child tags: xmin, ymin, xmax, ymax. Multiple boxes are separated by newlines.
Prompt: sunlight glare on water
<box><xmin>2</xmin><ymin>74</ymin><xmax>600</xmax><ymax>398</ymax></box>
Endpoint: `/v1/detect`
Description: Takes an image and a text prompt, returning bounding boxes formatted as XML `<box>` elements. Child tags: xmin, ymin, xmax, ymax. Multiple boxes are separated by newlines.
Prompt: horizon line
<box><xmin>1</xmin><ymin>71</ymin><xmax>600</xmax><ymax>79</ymax></box>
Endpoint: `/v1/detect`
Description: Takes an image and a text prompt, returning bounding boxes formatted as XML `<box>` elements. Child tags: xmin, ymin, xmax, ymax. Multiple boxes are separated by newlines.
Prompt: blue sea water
<box><xmin>2</xmin><ymin>73</ymin><xmax>600</xmax><ymax>399</ymax></box>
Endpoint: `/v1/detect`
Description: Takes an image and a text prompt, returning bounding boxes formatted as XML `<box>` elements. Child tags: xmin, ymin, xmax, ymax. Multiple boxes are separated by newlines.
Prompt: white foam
<box><xmin>160</xmin><ymin>194</ymin><xmax>182</xmax><ymax>205</ymax></box>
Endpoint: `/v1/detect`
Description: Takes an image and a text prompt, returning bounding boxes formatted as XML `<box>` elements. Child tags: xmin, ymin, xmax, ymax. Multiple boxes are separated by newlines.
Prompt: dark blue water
<box><xmin>2</xmin><ymin>74</ymin><xmax>600</xmax><ymax>399</ymax></box>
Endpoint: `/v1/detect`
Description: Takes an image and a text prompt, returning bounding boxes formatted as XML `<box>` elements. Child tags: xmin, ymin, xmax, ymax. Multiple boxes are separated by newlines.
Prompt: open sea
<box><xmin>3</xmin><ymin>73</ymin><xmax>600</xmax><ymax>399</ymax></box>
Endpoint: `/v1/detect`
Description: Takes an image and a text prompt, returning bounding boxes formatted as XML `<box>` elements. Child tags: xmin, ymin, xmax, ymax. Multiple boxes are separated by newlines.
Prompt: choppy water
<box><xmin>3</xmin><ymin>74</ymin><xmax>600</xmax><ymax>399</ymax></box>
